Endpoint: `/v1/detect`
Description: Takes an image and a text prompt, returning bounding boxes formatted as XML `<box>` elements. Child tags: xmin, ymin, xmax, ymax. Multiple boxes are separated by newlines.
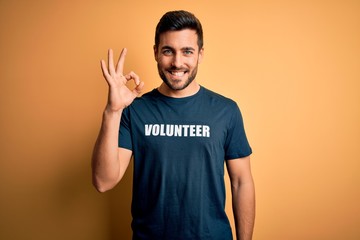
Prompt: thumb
<box><xmin>132</xmin><ymin>81</ymin><xmax>145</xmax><ymax>96</ymax></box>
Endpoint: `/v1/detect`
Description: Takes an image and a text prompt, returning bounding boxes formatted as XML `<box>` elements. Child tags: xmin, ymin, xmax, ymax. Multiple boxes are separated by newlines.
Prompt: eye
<box><xmin>162</xmin><ymin>49</ymin><xmax>173</xmax><ymax>56</ymax></box>
<box><xmin>184</xmin><ymin>50</ymin><xmax>193</xmax><ymax>55</ymax></box>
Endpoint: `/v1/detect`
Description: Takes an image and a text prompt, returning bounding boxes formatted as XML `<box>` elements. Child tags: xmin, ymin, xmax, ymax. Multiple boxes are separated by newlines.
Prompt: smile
<box><xmin>169</xmin><ymin>71</ymin><xmax>187</xmax><ymax>77</ymax></box>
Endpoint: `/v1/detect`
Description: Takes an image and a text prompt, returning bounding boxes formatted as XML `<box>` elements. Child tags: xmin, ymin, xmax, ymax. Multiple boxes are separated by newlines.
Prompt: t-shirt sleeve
<box><xmin>118</xmin><ymin>107</ymin><xmax>133</xmax><ymax>150</ymax></box>
<box><xmin>224</xmin><ymin>103</ymin><xmax>252</xmax><ymax>160</ymax></box>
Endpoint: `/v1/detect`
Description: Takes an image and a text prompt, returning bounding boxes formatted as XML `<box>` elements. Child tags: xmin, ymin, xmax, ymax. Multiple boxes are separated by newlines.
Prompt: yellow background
<box><xmin>1</xmin><ymin>0</ymin><xmax>359</xmax><ymax>239</ymax></box>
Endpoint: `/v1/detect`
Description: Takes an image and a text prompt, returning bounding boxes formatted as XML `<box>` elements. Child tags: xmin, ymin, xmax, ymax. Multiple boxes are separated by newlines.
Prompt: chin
<box><xmin>165</xmin><ymin>78</ymin><xmax>194</xmax><ymax>91</ymax></box>
<box><xmin>158</xmin><ymin>67</ymin><xmax>197</xmax><ymax>91</ymax></box>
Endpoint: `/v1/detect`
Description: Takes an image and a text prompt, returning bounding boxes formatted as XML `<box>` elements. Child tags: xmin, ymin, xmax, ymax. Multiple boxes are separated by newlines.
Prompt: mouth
<box><xmin>168</xmin><ymin>70</ymin><xmax>188</xmax><ymax>78</ymax></box>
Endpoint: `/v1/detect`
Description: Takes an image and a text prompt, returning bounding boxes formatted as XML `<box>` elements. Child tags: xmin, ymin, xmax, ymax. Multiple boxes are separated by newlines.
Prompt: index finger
<box><xmin>116</xmin><ymin>48</ymin><xmax>127</xmax><ymax>74</ymax></box>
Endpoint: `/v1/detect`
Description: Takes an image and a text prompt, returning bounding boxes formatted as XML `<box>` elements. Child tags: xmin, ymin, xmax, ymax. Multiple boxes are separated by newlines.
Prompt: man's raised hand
<box><xmin>100</xmin><ymin>48</ymin><xmax>144</xmax><ymax>112</ymax></box>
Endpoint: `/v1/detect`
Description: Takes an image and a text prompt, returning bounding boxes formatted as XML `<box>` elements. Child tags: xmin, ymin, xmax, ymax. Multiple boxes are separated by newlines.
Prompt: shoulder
<box><xmin>201</xmin><ymin>86</ymin><xmax>238</xmax><ymax>109</ymax></box>
<box><xmin>136</xmin><ymin>88</ymin><xmax>159</xmax><ymax>101</ymax></box>
<box><xmin>129</xmin><ymin>89</ymin><xmax>159</xmax><ymax>106</ymax></box>
<box><xmin>121</xmin><ymin>89</ymin><xmax>158</xmax><ymax>118</ymax></box>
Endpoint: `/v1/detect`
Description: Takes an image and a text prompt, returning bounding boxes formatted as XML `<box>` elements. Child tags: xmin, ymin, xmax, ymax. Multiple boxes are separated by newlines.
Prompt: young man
<box><xmin>92</xmin><ymin>10</ymin><xmax>255</xmax><ymax>240</ymax></box>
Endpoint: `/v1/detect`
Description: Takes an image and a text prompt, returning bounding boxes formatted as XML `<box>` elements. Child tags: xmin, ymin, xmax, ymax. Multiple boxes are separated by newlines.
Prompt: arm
<box><xmin>91</xmin><ymin>48</ymin><xmax>144</xmax><ymax>193</ymax></box>
<box><xmin>226</xmin><ymin>156</ymin><xmax>255</xmax><ymax>240</ymax></box>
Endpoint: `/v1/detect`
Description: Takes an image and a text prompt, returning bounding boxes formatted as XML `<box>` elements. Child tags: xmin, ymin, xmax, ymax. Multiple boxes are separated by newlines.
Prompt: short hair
<box><xmin>155</xmin><ymin>10</ymin><xmax>204</xmax><ymax>49</ymax></box>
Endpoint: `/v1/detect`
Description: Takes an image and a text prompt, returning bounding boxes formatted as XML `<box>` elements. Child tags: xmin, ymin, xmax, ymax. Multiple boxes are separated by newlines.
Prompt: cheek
<box><xmin>157</xmin><ymin>57</ymin><xmax>170</xmax><ymax>68</ymax></box>
<box><xmin>187</xmin><ymin>57</ymin><xmax>199</xmax><ymax>67</ymax></box>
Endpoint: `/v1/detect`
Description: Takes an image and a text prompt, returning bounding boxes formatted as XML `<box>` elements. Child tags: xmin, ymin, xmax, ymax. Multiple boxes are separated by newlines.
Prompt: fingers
<box><xmin>125</xmin><ymin>71</ymin><xmax>144</xmax><ymax>96</ymax></box>
<box><xmin>100</xmin><ymin>59</ymin><xmax>111</xmax><ymax>84</ymax></box>
<box><xmin>101</xmin><ymin>48</ymin><xmax>125</xmax><ymax>85</ymax></box>
<box><xmin>125</xmin><ymin>71</ymin><xmax>140</xmax><ymax>85</ymax></box>
<box><xmin>116</xmin><ymin>48</ymin><xmax>127</xmax><ymax>74</ymax></box>
<box><xmin>104</xmin><ymin>48</ymin><xmax>126</xmax><ymax>76</ymax></box>
<box><xmin>108</xmin><ymin>49</ymin><xmax>116</xmax><ymax>76</ymax></box>
<box><xmin>101</xmin><ymin>49</ymin><xmax>144</xmax><ymax>91</ymax></box>
<box><xmin>133</xmin><ymin>81</ymin><xmax>145</xmax><ymax>95</ymax></box>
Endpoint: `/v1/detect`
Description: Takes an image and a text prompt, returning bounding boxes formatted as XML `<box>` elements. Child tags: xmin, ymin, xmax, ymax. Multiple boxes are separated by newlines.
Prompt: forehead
<box><xmin>158</xmin><ymin>29</ymin><xmax>199</xmax><ymax>50</ymax></box>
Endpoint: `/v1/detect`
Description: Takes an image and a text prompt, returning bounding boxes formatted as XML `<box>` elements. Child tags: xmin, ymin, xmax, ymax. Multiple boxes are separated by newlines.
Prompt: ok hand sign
<box><xmin>100</xmin><ymin>48</ymin><xmax>144</xmax><ymax>112</ymax></box>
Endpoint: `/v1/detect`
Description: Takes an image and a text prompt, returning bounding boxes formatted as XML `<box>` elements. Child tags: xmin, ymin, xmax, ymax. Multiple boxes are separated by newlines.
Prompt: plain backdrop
<box><xmin>0</xmin><ymin>0</ymin><xmax>359</xmax><ymax>239</ymax></box>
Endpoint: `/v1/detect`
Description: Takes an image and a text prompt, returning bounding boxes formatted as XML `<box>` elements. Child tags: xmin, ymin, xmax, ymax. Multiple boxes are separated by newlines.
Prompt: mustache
<box><xmin>166</xmin><ymin>66</ymin><xmax>188</xmax><ymax>71</ymax></box>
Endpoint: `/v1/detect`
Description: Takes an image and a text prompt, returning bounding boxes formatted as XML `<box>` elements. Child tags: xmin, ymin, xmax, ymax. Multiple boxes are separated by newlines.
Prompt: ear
<box><xmin>198</xmin><ymin>47</ymin><xmax>204</xmax><ymax>64</ymax></box>
<box><xmin>153</xmin><ymin>45</ymin><xmax>158</xmax><ymax>62</ymax></box>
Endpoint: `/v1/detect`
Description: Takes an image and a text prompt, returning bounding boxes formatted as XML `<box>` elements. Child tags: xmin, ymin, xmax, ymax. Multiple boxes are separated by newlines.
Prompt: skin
<box><xmin>227</xmin><ymin>157</ymin><xmax>256</xmax><ymax>240</ymax></box>
<box><xmin>154</xmin><ymin>29</ymin><xmax>203</xmax><ymax>97</ymax></box>
<box><xmin>92</xmin><ymin>29</ymin><xmax>255</xmax><ymax>240</ymax></box>
<box><xmin>92</xmin><ymin>48</ymin><xmax>142</xmax><ymax>192</ymax></box>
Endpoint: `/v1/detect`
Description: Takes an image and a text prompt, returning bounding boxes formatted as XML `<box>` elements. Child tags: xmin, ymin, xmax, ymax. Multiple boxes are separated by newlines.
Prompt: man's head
<box><xmin>155</xmin><ymin>10</ymin><xmax>204</xmax><ymax>50</ymax></box>
<box><xmin>154</xmin><ymin>10</ymin><xmax>204</xmax><ymax>93</ymax></box>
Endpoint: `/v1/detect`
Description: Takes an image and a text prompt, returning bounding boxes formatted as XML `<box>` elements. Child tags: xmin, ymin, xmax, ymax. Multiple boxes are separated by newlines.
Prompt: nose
<box><xmin>171</xmin><ymin>53</ymin><xmax>183</xmax><ymax>68</ymax></box>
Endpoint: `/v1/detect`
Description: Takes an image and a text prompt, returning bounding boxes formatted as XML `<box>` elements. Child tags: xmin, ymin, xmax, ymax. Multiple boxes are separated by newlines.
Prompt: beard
<box><xmin>157</xmin><ymin>64</ymin><xmax>198</xmax><ymax>91</ymax></box>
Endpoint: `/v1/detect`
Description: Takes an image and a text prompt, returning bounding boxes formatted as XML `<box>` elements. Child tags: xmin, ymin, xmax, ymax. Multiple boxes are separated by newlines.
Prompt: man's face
<box><xmin>154</xmin><ymin>29</ymin><xmax>204</xmax><ymax>91</ymax></box>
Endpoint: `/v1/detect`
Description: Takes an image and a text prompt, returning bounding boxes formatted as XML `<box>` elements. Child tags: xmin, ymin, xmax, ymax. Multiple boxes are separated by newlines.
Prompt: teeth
<box><xmin>171</xmin><ymin>71</ymin><xmax>185</xmax><ymax>77</ymax></box>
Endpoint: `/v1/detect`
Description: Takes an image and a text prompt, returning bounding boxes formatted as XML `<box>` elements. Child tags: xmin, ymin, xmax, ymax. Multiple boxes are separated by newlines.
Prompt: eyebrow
<box><xmin>161</xmin><ymin>46</ymin><xmax>196</xmax><ymax>51</ymax></box>
<box><xmin>182</xmin><ymin>47</ymin><xmax>196</xmax><ymax>51</ymax></box>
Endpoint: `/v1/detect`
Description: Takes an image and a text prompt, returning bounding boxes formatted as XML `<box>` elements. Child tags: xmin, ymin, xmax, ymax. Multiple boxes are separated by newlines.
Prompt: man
<box><xmin>92</xmin><ymin>10</ymin><xmax>255</xmax><ymax>240</ymax></box>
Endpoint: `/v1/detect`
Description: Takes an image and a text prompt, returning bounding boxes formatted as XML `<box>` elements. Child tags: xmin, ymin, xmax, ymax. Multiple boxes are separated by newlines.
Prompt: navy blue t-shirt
<box><xmin>119</xmin><ymin>86</ymin><xmax>252</xmax><ymax>240</ymax></box>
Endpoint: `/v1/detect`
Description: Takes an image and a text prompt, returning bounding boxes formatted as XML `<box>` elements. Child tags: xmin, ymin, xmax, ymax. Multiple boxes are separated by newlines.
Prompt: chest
<box><xmin>133</xmin><ymin>100</ymin><xmax>230</xmax><ymax>142</ymax></box>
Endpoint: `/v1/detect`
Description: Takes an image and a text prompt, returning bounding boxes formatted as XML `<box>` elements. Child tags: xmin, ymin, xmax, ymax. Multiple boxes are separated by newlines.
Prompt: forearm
<box><xmin>232</xmin><ymin>180</ymin><xmax>256</xmax><ymax>240</ymax></box>
<box><xmin>92</xmin><ymin>109</ymin><xmax>122</xmax><ymax>192</ymax></box>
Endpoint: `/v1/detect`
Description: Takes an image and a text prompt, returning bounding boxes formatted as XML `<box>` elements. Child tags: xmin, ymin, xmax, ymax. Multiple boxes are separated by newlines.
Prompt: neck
<box><xmin>158</xmin><ymin>82</ymin><xmax>200</xmax><ymax>98</ymax></box>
